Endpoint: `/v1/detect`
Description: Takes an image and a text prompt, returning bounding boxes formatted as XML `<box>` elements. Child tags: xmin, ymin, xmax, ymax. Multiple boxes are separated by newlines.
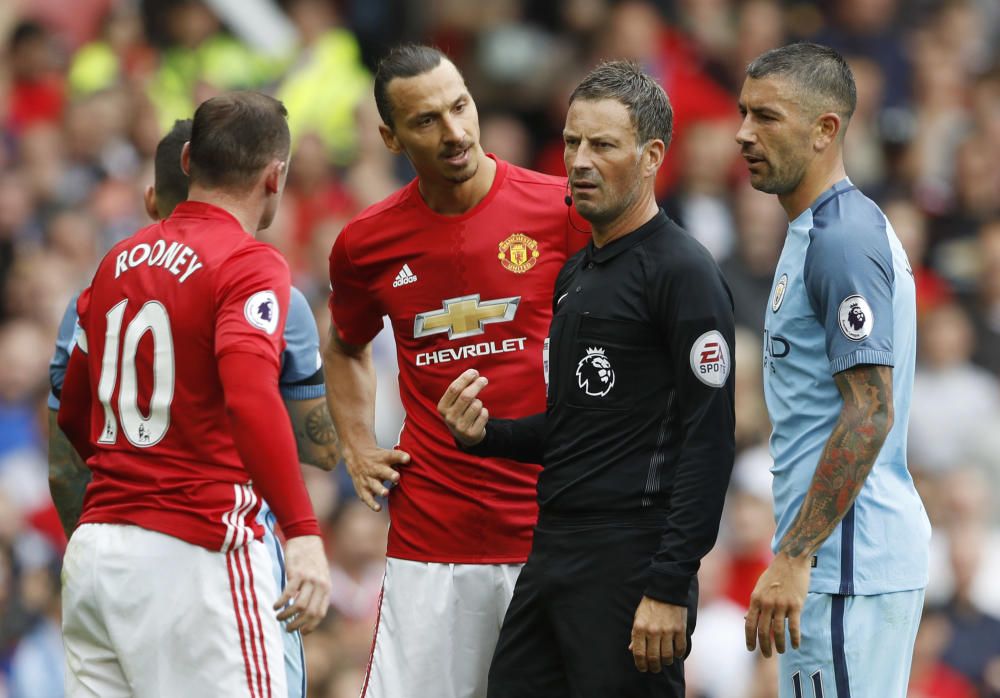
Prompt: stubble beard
<box><xmin>444</xmin><ymin>161</ymin><xmax>479</xmax><ymax>184</ymax></box>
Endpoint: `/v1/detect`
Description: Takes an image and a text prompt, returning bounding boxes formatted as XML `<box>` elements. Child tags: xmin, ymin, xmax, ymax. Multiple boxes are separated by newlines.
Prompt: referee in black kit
<box><xmin>439</xmin><ymin>61</ymin><xmax>735</xmax><ymax>698</ymax></box>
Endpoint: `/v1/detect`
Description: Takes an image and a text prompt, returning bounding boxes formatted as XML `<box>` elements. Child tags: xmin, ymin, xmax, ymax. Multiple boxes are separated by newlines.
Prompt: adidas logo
<box><xmin>392</xmin><ymin>264</ymin><xmax>418</xmax><ymax>288</ymax></box>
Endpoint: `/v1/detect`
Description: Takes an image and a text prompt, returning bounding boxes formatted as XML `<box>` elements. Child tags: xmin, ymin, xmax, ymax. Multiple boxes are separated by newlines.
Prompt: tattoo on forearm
<box><xmin>48</xmin><ymin>414</ymin><xmax>91</xmax><ymax>538</ymax></box>
<box><xmin>291</xmin><ymin>401</ymin><xmax>341</xmax><ymax>471</ymax></box>
<box><xmin>306</xmin><ymin>402</ymin><xmax>338</xmax><ymax>446</ymax></box>
<box><xmin>778</xmin><ymin>365</ymin><xmax>893</xmax><ymax>559</ymax></box>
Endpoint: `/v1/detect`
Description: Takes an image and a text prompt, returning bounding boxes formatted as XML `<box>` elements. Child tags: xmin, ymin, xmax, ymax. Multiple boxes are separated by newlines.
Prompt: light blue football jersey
<box><xmin>49</xmin><ymin>286</ymin><xmax>321</xmax><ymax>698</ymax></box>
<box><xmin>763</xmin><ymin>178</ymin><xmax>930</xmax><ymax>595</ymax></box>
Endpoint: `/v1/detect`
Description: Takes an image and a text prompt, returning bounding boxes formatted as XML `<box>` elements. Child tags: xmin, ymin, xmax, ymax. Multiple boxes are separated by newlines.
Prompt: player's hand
<box><xmin>629</xmin><ymin>596</ymin><xmax>688</xmax><ymax>673</ymax></box>
<box><xmin>342</xmin><ymin>443</ymin><xmax>409</xmax><ymax>512</ymax></box>
<box><xmin>437</xmin><ymin>369</ymin><xmax>489</xmax><ymax>447</ymax></box>
<box><xmin>275</xmin><ymin>535</ymin><xmax>332</xmax><ymax>635</ymax></box>
<box><xmin>745</xmin><ymin>551</ymin><xmax>811</xmax><ymax>657</ymax></box>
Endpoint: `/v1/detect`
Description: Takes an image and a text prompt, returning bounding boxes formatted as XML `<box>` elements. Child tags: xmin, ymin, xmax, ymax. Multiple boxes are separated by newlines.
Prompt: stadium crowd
<box><xmin>0</xmin><ymin>0</ymin><xmax>999</xmax><ymax>696</ymax></box>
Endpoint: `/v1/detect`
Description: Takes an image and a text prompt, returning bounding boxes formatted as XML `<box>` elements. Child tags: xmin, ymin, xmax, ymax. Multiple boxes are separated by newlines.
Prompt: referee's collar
<box><xmin>586</xmin><ymin>209</ymin><xmax>668</xmax><ymax>265</ymax></box>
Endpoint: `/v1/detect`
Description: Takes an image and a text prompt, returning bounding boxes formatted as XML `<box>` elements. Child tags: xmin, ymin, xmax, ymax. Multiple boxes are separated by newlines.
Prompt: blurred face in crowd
<box><xmin>736</xmin><ymin>76</ymin><xmax>817</xmax><ymax>196</ymax></box>
<box><xmin>563</xmin><ymin>98</ymin><xmax>657</xmax><ymax>226</ymax></box>
<box><xmin>379</xmin><ymin>60</ymin><xmax>482</xmax><ymax>187</ymax></box>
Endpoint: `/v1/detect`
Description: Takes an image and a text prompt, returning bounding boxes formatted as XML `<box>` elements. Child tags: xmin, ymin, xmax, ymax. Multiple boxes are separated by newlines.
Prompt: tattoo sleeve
<box><xmin>285</xmin><ymin>397</ymin><xmax>342</xmax><ymax>472</ymax></box>
<box><xmin>47</xmin><ymin>409</ymin><xmax>92</xmax><ymax>539</ymax></box>
<box><xmin>778</xmin><ymin>364</ymin><xmax>894</xmax><ymax>559</ymax></box>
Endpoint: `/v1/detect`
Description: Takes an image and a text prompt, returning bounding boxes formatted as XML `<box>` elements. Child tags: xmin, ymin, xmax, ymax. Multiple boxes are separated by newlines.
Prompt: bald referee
<box><xmin>440</xmin><ymin>61</ymin><xmax>735</xmax><ymax>698</ymax></box>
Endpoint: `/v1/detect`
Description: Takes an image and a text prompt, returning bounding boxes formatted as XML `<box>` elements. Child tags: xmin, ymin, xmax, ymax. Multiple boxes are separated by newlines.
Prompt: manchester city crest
<box><xmin>772</xmin><ymin>273</ymin><xmax>788</xmax><ymax>312</ymax></box>
<box><xmin>498</xmin><ymin>233</ymin><xmax>540</xmax><ymax>273</ymax></box>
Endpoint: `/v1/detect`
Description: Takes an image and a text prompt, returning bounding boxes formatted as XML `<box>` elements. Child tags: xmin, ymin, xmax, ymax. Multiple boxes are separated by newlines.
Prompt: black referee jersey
<box><xmin>469</xmin><ymin>209</ymin><xmax>736</xmax><ymax>607</ymax></box>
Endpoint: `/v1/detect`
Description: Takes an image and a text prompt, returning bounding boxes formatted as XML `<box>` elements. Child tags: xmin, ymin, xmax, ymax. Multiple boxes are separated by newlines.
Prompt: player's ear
<box><xmin>180</xmin><ymin>142</ymin><xmax>192</xmax><ymax>176</ymax></box>
<box><xmin>264</xmin><ymin>160</ymin><xmax>286</xmax><ymax>195</ymax></box>
<box><xmin>379</xmin><ymin>124</ymin><xmax>403</xmax><ymax>154</ymax></box>
<box><xmin>642</xmin><ymin>139</ymin><xmax>665</xmax><ymax>178</ymax></box>
<box><xmin>143</xmin><ymin>185</ymin><xmax>160</xmax><ymax>221</ymax></box>
<box><xmin>814</xmin><ymin>112</ymin><xmax>842</xmax><ymax>152</ymax></box>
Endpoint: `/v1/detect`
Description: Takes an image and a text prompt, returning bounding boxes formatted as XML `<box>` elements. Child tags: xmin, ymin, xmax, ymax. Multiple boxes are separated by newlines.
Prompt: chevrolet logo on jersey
<box><xmin>414</xmin><ymin>294</ymin><xmax>520</xmax><ymax>340</ymax></box>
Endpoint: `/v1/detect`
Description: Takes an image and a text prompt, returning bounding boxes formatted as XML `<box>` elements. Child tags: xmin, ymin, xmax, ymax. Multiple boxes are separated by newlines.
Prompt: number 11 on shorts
<box><xmin>792</xmin><ymin>670</ymin><xmax>824</xmax><ymax>698</ymax></box>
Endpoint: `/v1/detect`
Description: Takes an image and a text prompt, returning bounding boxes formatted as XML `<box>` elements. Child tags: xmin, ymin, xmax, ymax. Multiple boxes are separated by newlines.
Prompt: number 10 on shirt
<box><xmin>96</xmin><ymin>299</ymin><xmax>175</xmax><ymax>448</ymax></box>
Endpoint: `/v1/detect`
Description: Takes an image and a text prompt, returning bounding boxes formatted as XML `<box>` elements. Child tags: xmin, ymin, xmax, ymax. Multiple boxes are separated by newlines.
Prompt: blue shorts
<box><xmin>260</xmin><ymin>507</ymin><xmax>306</xmax><ymax>698</ymax></box>
<box><xmin>778</xmin><ymin>590</ymin><xmax>923</xmax><ymax>698</ymax></box>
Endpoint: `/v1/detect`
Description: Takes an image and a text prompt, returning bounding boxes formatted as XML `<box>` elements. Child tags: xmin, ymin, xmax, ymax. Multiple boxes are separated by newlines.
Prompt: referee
<box><xmin>439</xmin><ymin>61</ymin><xmax>735</xmax><ymax>698</ymax></box>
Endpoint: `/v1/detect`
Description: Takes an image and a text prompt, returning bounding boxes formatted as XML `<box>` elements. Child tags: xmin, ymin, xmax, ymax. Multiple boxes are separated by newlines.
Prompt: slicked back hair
<box><xmin>188</xmin><ymin>91</ymin><xmax>290</xmax><ymax>191</ymax></box>
<box><xmin>569</xmin><ymin>60</ymin><xmax>673</xmax><ymax>151</ymax></box>
<box><xmin>154</xmin><ymin>119</ymin><xmax>192</xmax><ymax>216</ymax></box>
<box><xmin>746</xmin><ymin>42</ymin><xmax>857</xmax><ymax>123</ymax></box>
<box><xmin>374</xmin><ymin>44</ymin><xmax>449</xmax><ymax>128</ymax></box>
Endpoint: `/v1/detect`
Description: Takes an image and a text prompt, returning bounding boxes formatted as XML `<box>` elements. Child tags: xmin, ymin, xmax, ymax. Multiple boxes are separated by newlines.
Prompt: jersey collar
<box><xmin>405</xmin><ymin>153</ymin><xmax>509</xmax><ymax>224</ymax></box>
<box><xmin>586</xmin><ymin>209</ymin><xmax>669</xmax><ymax>265</ymax></box>
<box><xmin>808</xmin><ymin>177</ymin><xmax>855</xmax><ymax>216</ymax></box>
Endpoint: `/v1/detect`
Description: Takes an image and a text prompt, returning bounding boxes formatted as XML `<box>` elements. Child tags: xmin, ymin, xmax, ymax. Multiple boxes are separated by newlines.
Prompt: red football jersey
<box><xmin>329</xmin><ymin>156</ymin><xmax>588</xmax><ymax>563</ymax></box>
<box><xmin>75</xmin><ymin>202</ymin><xmax>291</xmax><ymax>553</ymax></box>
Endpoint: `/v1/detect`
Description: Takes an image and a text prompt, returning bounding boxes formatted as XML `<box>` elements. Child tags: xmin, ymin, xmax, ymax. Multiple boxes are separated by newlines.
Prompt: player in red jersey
<box><xmin>324</xmin><ymin>44</ymin><xmax>589</xmax><ymax>698</ymax></box>
<box><xmin>57</xmin><ymin>92</ymin><xmax>331</xmax><ymax>697</ymax></box>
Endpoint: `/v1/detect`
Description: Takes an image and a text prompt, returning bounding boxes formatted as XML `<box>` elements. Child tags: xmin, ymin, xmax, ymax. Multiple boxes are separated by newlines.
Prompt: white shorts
<box><xmin>361</xmin><ymin>558</ymin><xmax>522</xmax><ymax>698</ymax></box>
<box><xmin>62</xmin><ymin>523</ymin><xmax>287</xmax><ymax>698</ymax></box>
<box><xmin>778</xmin><ymin>590</ymin><xmax>924</xmax><ymax>698</ymax></box>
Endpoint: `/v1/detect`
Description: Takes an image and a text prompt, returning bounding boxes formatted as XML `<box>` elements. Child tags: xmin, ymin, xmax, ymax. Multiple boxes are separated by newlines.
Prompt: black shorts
<box><xmin>487</xmin><ymin>515</ymin><xmax>698</xmax><ymax>698</ymax></box>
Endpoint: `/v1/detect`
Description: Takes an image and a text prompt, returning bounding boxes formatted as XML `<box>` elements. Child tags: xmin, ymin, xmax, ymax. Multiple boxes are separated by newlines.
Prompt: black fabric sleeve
<box><xmin>643</xmin><ymin>251</ymin><xmax>736</xmax><ymax>606</ymax></box>
<box><xmin>459</xmin><ymin>412</ymin><xmax>547</xmax><ymax>463</ymax></box>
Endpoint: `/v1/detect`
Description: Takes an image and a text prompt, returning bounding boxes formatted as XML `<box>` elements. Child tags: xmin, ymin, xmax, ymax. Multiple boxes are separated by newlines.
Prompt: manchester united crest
<box><xmin>498</xmin><ymin>233</ymin><xmax>540</xmax><ymax>273</ymax></box>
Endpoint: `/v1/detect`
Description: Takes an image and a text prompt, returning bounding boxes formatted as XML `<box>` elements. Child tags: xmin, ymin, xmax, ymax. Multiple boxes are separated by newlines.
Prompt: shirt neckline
<box><xmin>587</xmin><ymin>209</ymin><xmax>668</xmax><ymax>264</ymax></box>
<box><xmin>405</xmin><ymin>154</ymin><xmax>508</xmax><ymax>224</ymax></box>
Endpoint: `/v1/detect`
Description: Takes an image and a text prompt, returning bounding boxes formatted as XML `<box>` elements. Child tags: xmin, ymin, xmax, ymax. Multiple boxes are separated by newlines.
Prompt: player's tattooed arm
<box><xmin>47</xmin><ymin>409</ymin><xmax>92</xmax><ymax>538</ymax></box>
<box><xmin>778</xmin><ymin>364</ymin><xmax>893</xmax><ymax>559</ymax></box>
<box><xmin>284</xmin><ymin>397</ymin><xmax>342</xmax><ymax>471</ymax></box>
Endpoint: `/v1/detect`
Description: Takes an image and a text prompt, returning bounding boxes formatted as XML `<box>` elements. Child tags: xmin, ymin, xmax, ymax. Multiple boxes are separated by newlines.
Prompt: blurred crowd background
<box><xmin>0</xmin><ymin>0</ymin><xmax>998</xmax><ymax>696</ymax></box>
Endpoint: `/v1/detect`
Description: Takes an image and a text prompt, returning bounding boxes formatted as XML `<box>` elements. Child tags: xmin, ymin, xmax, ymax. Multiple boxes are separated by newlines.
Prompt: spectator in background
<box><xmin>686</xmin><ymin>546</ymin><xmax>756</xmax><ymax>698</ymax></box>
<box><xmin>732</xmin><ymin>326</ymin><xmax>770</xmax><ymax>451</ymax></box>
<box><xmin>719</xmin><ymin>183</ymin><xmax>786</xmax><ymax>331</ymax></box>
<box><xmin>6</xmin><ymin>21</ymin><xmax>65</xmax><ymax>134</ymax></box>
<box><xmin>926</xmin><ymin>467</ymin><xmax>1000</xmax><ymax>616</ymax></box>
<box><xmin>909</xmin><ymin>302</ymin><xmax>1000</xmax><ymax>474</ymax></box>
<box><xmin>277</xmin><ymin>0</ymin><xmax>372</xmax><ymax>164</ymax></box>
<box><xmin>810</xmin><ymin>0</ymin><xmax>910</xmax><ymax>110</ymax></box>
<box><xmin>939</xmin><ymin>528</ymin><xmax>1000</xmax><ymax>695</ymax></box>
<box><xmin>661</xmin><ymin>118</ymin><xmax>740</xmax><ymax>261</ymax></box>
<box><xmin>908</xmin><ymin>606</ymin><xmax>977</xmax><ymax>698</ymax></box>
<box><xmin>7</xmin><ymin>560</ymin><xmax>63</xmax><ymax>697</ymax></box>
<box><xmin>883</xmin><ymin>197</ymin><xmax>953</xmax><ymax>315</ymax></box>
<box><xmin>966</xmin><ymin>219</ymin><xmax>1000</xmax><ymax>377</ymax></box>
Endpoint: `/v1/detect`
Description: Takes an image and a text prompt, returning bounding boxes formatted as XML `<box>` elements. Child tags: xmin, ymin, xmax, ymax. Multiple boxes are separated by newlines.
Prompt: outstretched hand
<box><xmin>438</xmin><ymin>369</ymin><xmax>490</xmax><ymax>447</ymax></box>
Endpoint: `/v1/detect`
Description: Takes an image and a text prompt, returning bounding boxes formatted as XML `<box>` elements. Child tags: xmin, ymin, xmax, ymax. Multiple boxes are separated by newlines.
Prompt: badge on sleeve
<box><xmin>244</xmin><ymin>290</ymin><xmax>279</xmax><ymax>335</ymax></box>
<box><xmin>690</xmin><ymin>331</ymin><xmax>730</xmax><ymax>387</ymax></box>
<box><xmin>838</xmin><ymin>295</ymin><xmax>873</xmax><ymax>341</ymax></box>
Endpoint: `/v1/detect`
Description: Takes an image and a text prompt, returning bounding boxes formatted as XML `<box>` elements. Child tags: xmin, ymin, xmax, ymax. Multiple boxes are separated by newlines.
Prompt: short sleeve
<box><xmin>328</xmin><ymin>225</ymin><xmax>384</xmax><ymax>346</ymax></box>
<box><xmin>214</xmin><ymin>245</ymin><xmax>291</xmax><ymax>369</ymax></box>
<box><xmin>49</xmin><ymin>292</ymin><xmax>82</xmax><ymax>409</ymax></box>
<box><xmin>804</xmin><ymin>218</ymin><xmax>895</xmax><ymax>375</ymax></box>
<box><xmin>280</xmin><ymin>286</ymin><xmax>324</xmax><ymax>400</ymax></box>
